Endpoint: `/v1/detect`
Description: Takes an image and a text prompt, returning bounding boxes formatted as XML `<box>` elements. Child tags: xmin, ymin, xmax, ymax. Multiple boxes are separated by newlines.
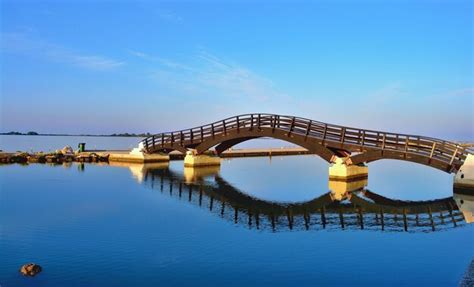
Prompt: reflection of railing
<box><xmin>141</xmin><ymin>113</ymin><xmax>470</xmax><ymax>171</ymax></box>
<box><xmin>140</xmin><ymin>167</ymin><xmax>466</xmax><ymax>233</ymax></box>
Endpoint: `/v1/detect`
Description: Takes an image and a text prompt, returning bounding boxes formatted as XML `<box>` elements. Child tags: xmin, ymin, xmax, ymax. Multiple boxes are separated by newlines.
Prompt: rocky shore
<box><xmin>0</xmin><ymin>146</ymin><xmax>109</xmax><ymax>165</ymax></box>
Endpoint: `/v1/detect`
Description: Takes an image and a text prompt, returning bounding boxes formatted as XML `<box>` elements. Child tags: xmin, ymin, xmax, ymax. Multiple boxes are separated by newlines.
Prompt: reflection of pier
<box><xmin>134</xmin><ymin>164</ymin><xmax>467</xmax><ymax>233</ymax></box>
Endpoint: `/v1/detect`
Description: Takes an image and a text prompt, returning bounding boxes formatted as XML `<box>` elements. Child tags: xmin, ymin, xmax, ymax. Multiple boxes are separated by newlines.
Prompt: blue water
<box><xmin>0</xmin><ymin>135</ymin><xmax>296</xmax><ymax>153</ymax></box>
<box><xmin>1</xmin><ymin>155</ymin><xmax>473</xmax><ymax>286</ymax></box>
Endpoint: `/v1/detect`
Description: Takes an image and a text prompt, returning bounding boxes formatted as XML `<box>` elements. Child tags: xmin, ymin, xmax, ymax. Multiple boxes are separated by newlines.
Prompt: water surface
<box><xmin>1</xmin><ymin>155</ymin><xmax>473</xmax><ymax>286</ymax></box>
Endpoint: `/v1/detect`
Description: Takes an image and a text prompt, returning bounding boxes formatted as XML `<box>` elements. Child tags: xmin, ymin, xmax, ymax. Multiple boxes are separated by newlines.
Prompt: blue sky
<box><xmin>1</xmin><ymin>0</ymin><xmax>473</xmax><ymax>140</ymax></box>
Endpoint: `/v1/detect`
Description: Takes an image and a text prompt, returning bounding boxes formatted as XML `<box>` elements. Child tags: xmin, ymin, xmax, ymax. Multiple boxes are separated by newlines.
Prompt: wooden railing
<box><xmin>142</xmin><ymin>113</ymin><xmax>471</xmax><ymax>168</ymax></box>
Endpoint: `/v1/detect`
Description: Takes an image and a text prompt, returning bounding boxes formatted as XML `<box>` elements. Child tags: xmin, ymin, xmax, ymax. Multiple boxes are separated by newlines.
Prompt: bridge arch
<box><xmin>192</xmin><ymin>127</ymin><xmax>343</xmax><ymax>163</ymax></box>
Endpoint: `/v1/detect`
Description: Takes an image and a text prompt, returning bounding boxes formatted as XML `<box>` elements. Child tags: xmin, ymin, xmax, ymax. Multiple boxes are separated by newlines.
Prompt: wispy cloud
<box><xmin>1</xmin><ymin>32</ymin><xmax>124</xmax><ymax>70</ymax></box>
<box><xmin>131</xmin><ymin>49</ymin><xmax>285</xmax><ymax>103</ymax></box>
<box><xmin>129</xmin><ymin>50</ymin><xmax>193</xmax><ymax>71</ymax></box>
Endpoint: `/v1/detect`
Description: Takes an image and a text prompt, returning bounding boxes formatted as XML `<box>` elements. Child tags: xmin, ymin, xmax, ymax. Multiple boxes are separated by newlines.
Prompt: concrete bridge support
<box><xmin>454</xmin><ymin>154</ymin><xmax>474</xmax><ymax>192</ymax></box>
<box><xmin>329</xmin><ymin>156</ymin><xmax>368</xmax><ymax>181</ymax></box>
<box><xmin>184</xmin><ymin>150</ymin><xmax>221</xmax><ymax>167</ymax></box>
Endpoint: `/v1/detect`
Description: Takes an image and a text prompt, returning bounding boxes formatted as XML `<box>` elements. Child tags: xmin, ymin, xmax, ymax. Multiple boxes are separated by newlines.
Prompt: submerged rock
<box><xmin>11</xmin><ymin>153</ymin><xmax>28</xmax><ymax>163</ymax></box>
<box><xmin>45</xmin><ymin>155</ymin><xmax>58</xmax><ymax>163</ymax></box>
<box><xmin>19</xmin><ymin>263</ymin><xmax>42</xmax><ymax>277</ymax></box>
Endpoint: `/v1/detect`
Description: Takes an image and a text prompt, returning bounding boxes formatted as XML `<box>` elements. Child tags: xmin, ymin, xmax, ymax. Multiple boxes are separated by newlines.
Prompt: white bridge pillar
<box><xmin>184</xmin><ymin>150</ymin><xmax>221</xmax><ymax>167</ymax></box>
<box><xmin>454</xmin><ymin>154</ymin><xmax>474</xmax><ymax>191</ymax></box>
<box><xmin>329</xmin><ymin>156</ymin><xmax>368</xmax><ymax>181</ymax></box>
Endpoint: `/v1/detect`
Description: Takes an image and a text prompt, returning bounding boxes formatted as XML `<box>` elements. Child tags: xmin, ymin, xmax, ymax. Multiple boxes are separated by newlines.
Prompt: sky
<box><xmin>1</xmin><ymin>0</ymin><xmax>473</xmax><ymax>140</ymax></box>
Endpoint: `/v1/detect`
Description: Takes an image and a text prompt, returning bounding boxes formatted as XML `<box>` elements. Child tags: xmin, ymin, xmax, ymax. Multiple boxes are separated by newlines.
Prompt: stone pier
<box><xmin>184</xmin><ymin>150</ymin><xmax>221</xmax><ymax>167</ymax></box>
<box><xmin>454</xmin><ymin>154</ymin><xmax>474</xmax><ymax>192</ymax></box>
<box><xmin>329</xmin><ymin>156</ymin><xmax>368</xmax><ymax>181</ymax></box>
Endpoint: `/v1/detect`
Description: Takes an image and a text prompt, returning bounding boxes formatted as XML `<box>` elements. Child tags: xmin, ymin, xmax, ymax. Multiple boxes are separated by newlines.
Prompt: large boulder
<box><xmin>19</xmin><ymin>263</ymin><xmax>42</xmax><ymax>276</ymax></box>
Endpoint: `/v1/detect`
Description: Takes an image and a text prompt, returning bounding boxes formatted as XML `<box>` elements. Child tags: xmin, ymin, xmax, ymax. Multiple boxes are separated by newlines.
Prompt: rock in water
<box><xmin>20</xmin><ymin>263</ymin><xmax>42</xmax><ymax>276</ymax></box>
<box><xmin>61</xmin><ymin>146</ymin><xmax>74</xmax><ymax>156</ymax></box>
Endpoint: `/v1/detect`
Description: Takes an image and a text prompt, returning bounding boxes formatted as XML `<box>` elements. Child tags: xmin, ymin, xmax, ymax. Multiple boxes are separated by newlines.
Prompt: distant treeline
<box><xmin>1</xmin><ymin>131</ymin><xmax>152</xmax><ymax>137</ymax></box>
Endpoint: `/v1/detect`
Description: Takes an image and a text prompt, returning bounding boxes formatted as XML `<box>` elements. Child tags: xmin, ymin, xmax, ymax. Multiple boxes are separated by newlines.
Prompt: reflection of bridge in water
<box><xmin>123</xmin><ymin>163</ymin><xmax>469</xmax><ymax>233</ymax></box>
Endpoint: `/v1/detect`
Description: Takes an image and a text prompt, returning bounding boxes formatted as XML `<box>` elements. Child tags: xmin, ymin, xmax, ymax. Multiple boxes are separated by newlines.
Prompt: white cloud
<box><xmin>133</xmin><ymin>49</ymin><xmax>286</xmax><ymax>103</ymax></box>
<box><xmin>1</xmin><ymin>32</ymin><xmax>124</xmax><ymax>70</ymax></box>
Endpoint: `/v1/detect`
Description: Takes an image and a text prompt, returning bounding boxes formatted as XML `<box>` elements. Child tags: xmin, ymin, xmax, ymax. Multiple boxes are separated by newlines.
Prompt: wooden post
<box><xmin>200</xmin><ymin>126</ymin><xmax>204</xmax><ymax>141</ymax></box>
<box><xmin>380</xmin><ymin>208</ymin><xmax>385</xmax><ymax>231</ymax></box>
<box><xmin>222</xmin><ymin>120</ymin><xmax>227</xmax><ymax>135</ymax></box>
<box><xmin>321</xmin><ymin>207</ymin><xmax>327</xmax><ymax>228</ymax></box>
<box><xmin>429</xmin><ymin>142</ymin><xmax>436</xmax><ymax>164</ymax></box>
<box><xmin>322</xmin><ymin>124</ymin><xmax>328</xmax><ymax>144</ymax></box>
<box><xmin>428</xmin><ymin>206</ymin><xmax>435</xmax><ymax>231</ymax></box>
<box><xmin>339</xmin><ymin>208</ymin><xmax>345</xmax><ymax>229</ymax></box>
<box><xmin>236</xmin><ymin>116</ymin><xmax>240</xmax><ymax>133</ymax></box>
<box><xmin>255</xmin><ymin>212</ymin><xmax>260</xmax><ymax>230</ymax></box>
<box><xmin>211</xmin><ymin>124</ymin><xmax>215</xmax><ymax>138</ymax></box>
<box><xmin>341</xmin><ymin>127</ymin><xmax>346</xmax><ymax>146</ymax></box>
<box><xmin>234</xmin><ymin>206</ymin><xmax>238</xmax><ymax>223</ymax></box>
<box><xmin>257</xmin><ymin>114</ymin><xmax>261</xmax><ymax>130</ymax></box>
<box><xmin>271</xmin><ymin>115</ymin><xmax>276</xmax><ymax>133</ymax></box>
<box><xmin>198</xmin><ymin>186</ymin><xmax>203</xmax><ymax>206</ymax></box>
<box><xmin>404</xmin><ymin>137</ymin><xmax>409</xmax><ymax>159</ymax></box>
<box><xmin>305</xmin><ymin>120</ymin><xmax>312</xmax><ymax>141</ymax></box>
<box><xmin>449</xmin><ymin>146</ymin><xmax>459</xmax><ymax>166</ymax></box>
<box><xmin>162</xmin><ymin>134</ymin><xmax>165</xmax><ymax>147</ymax></box>
<box><xmin>248</xmin><ymin>209</ymin><xmax>252</xmax><ymax>227</ymax></box>
<box><xmin>271</xmin><ymin>214</ymin><xmax>276</xmax><ymax>231</ymax></box>
<box><xmin>220</xmin><ymin>201</ymin><xmax>225</xmax><ymax>216</ymax></box>
<box><xmin>190</xmin><ymin>129</ymin><xmax>194</xmax><ymax>143</ymax></box>
<box><xmin>288</xmin><ymin>117</ymin><xmax>295</xmax><ymax>137</ymax></box>
<box><xmin>381</xmin><ymin>133</ymin><xmax>386</xmax><ymax>150</ymax></box>
<box><xmin>403</xmin><ymin>208</ymin><xmax>408</xmax><ymax>232</ymax></box>
<box><xmin>448</xmin><ymin>202</ymin><xmax>457</xmax><ymax>227</ymax></box>
<box><xmin>304</xmin><ymin>211</ymin><xmax>310</xmax><ymax>230</ymax></box>
<box><xmin>287</xmin><ymin>208</ymin><xmax>293</xmax><ymax>230</ymax></box>
<box><xmin>358</xmin><ymin>207</ymin><xmax>364</xmax><ymax>229</ymax></box>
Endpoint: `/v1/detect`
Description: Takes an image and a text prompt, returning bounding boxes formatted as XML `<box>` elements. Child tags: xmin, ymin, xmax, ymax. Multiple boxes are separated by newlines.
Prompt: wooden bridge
<box><xmin>142</xmin><ymin>113</ymin><xmax>472</xmax><ymax>173</ymax></box>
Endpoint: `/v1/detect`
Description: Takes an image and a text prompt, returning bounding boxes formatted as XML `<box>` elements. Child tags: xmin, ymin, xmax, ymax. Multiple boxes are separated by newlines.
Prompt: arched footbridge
<box><xmin>141</xmin><ymin>113</ymin><xmax>472</xmax><ymax>173</ymax></box>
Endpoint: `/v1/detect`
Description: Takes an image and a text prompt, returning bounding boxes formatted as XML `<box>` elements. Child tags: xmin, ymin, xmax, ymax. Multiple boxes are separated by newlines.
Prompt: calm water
<box><xmin>1</xmin><ymin>154</ymin><xmax>473</xmax><ymax>287</ymax></box>
<box><xmin>0</xmin><ymin>135</ymin><xmax>296</xmax><ymax>152</ymax></box>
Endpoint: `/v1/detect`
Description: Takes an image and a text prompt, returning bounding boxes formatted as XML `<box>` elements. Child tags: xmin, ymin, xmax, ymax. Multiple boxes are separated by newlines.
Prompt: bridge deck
<box><xmin>142</xmin><ymin>113</ymin><xmax>472</xmax><ymax>172</ymax></box>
